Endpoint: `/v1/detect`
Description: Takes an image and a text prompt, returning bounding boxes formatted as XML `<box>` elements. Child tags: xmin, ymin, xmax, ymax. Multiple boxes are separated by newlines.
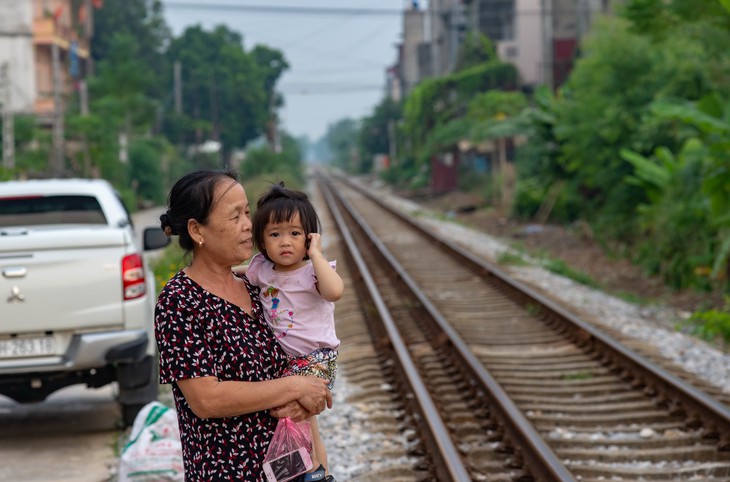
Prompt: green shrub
<box><xmin>681</xmin><ymin>296</ymin><xmax>730</xmax><ymax>348</ymax></box>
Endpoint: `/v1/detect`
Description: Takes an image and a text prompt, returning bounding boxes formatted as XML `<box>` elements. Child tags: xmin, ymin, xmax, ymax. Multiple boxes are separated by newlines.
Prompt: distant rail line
<box><xmin>316</xmin><ymin>171</ymin><xmax>730</xmax><ymax>481</ymax></box>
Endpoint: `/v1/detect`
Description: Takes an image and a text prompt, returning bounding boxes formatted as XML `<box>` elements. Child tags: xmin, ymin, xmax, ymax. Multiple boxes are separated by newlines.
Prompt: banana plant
<box><xmin>630</xmin><ymin>93</ymin><xmax>730</xmax><ymax>281</ymax></box>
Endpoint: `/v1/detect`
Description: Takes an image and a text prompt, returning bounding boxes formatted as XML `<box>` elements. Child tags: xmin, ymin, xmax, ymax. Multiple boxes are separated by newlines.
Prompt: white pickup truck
<box><xmin>0</xmin><ymin>178</ymin><xmax>169</xmax><ymax>426</ymax></box>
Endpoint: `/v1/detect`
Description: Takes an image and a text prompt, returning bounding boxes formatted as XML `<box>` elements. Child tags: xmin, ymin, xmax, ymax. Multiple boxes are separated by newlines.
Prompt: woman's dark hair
<box><xmin>252</xmin><ymin>182</ymin><xmax>321</xmax><ymax>262</ymax></box>
<box><xmin>159</xmin><ymin>169</ymin><xmax>239</xmax><ymax>253</ymax></box>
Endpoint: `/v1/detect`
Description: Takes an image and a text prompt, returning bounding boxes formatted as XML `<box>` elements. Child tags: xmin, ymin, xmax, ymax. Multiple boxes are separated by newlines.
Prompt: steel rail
<box><xmin>321</xmin><ymin>174</ymin><xmax>577</xmax><ymax>481</ymax></box>
<box><xmin>318</xmin><ymin>176</ymin><xmax>473</xmax><ymax>481</ymax></box>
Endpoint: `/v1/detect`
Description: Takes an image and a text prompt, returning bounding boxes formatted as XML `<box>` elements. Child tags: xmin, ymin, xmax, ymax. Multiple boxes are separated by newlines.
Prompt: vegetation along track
<box><xmin>316</xmin><ymin>172</ymin><xmax>730</xmax><ymax>481</ymax></box>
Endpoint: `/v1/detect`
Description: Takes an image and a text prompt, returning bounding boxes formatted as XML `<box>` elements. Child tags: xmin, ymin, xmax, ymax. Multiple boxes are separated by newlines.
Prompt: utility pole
<box><xmin>51</xmin><ymin>42</ymin><xmax>65</xmax><ymax>176</ymax></box>
<box><xmin>542</xmin><ymin>0</ymin><xmax>554</xmax><ymax>90</ymax></box>
<box><xmin>387</xmin><ymin>120</ymin><xmax>397</xmax><ymax>167</ymax></box>
<box><xmin>174</xmin><ymin>60</ymin><xmax>182</xmax><ymax>114</ymax></box>
<box><xmin>1</xmin><ymin>62</ymin><xmax>14</xmax><ymax>168</ymax></box>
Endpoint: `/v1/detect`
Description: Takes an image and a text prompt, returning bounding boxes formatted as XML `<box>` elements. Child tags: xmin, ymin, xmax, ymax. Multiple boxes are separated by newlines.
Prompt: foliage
<box><xmin>681</xmin><ymin>296</ymin><xmax>730</xmax><ymax>348</ymax></box>
<box><xmin>455</xmin><ymin>32</ymin><xmax>498</xmax><ymax>71</ymax></box>
<box><xmin>90</xmin><ymin>32</ymin><xmax>158</xmax><ymax>132</ymax></box>
<box><xmin>622</xmin><ymin>140</ymin><xmax>716</xmax><ymax>290</ymax></box>
<box><xmin>623</xmin><ymin>94</ymin><xmax>730</xmax><ymax>288</ymax></box>
<box><xmin>0</xmin><ymin>116</ymin><xmax>52</xmax><ymax>178</ymax></box>
<box><xmin>324</xmin><ymin>118</ymin><xmax>360</xmax><ymax>171</ymax></box>
<box><xmin>92</xmin><ymin>0</ymin><xmax>170</xmax><ymax>101</ymax></box>
<box><xmin>240</xmin><ymin>133</ymin><xmax>304</xmax><ymax>184</ymax></box>
<box><xmin>163</xmin><ymin>25</ymin><xmax>286</xmax><ymax>156</ymax></box>
<box><xmin>128</xmin><ymin>138</ymin><xmax>167</xmax><ymax>206</ymax></box>
<box><xmin>152</xmin><ymin>243</ymin><xmax>187</xmax><ymax>294</ymax></box>
<box><xmin>397</xmin><ymin>60</ymin><xmax>518</xmax><ymax>186</ymax></box>
<box><xmin>358</xmin><ymin>97</ymin><xmax>401</xmax><ymax>174</ymax></box>
<box><xmin>534</xmin><ymin>14</ymin><xmax>729</xmax><ymax>240</ymax></box>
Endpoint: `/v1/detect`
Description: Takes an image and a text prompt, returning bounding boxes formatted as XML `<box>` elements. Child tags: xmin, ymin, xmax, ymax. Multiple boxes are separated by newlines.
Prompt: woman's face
<box><xmin>199</xmin><ymin>179</ymin><xmax>254</xmax><ymax>266</ymax></box>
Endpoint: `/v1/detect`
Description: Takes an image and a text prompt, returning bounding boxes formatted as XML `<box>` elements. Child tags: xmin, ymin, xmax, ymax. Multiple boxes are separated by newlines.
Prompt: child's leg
<box><xmin>309</xmin><ymin>415</ymin><xmax>329</xmax><ymax>474</ymax></box>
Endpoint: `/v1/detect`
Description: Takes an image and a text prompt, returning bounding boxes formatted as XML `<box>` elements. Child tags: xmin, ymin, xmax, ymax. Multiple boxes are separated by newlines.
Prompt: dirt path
<box><xmin>0</xmin><ymin>385</ymin><xmax>120</xmax><ymax>482</ymax></box>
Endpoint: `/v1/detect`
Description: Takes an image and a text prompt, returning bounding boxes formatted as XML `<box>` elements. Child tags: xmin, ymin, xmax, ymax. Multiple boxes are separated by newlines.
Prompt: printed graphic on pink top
<box><xmin>262</xmin><ymin>286</ymin><xmax>295</xmax><ymax>338</ymax></box>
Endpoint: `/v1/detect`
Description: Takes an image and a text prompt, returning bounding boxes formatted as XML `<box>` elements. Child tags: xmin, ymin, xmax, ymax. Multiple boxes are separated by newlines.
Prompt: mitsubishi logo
<box><xmin>7</xmin><ymin>286</ymin><xmax>25</xmax><ymax>303</ymax></box>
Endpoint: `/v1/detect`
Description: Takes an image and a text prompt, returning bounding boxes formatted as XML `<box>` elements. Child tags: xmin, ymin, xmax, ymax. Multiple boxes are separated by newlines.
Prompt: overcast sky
<box><xmin>160</xmin><ymin>0</ymin><xmax>409</xmax><ymax>142</ymax></box>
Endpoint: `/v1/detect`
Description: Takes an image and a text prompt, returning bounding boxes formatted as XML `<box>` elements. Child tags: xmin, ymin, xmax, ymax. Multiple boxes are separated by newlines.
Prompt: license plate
<box><xmin>0</xmin><ymin>337</ymin><xmax>55</xmax><ymax>358</ymax></box>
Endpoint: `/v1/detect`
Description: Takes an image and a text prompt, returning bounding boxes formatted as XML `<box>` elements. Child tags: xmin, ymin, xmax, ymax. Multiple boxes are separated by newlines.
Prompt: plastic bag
<box><xmin>262</xmin><ymin>418</ymin><xmax>313</xmax><ymax>482</ymax></box>
<box><xmin>118</xmin><ymin>401</ymin><xmax>185</xmax><ymax>482</ymax></box>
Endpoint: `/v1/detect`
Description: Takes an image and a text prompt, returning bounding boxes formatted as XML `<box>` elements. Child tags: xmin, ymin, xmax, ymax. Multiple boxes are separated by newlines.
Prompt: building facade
<box><xmin>0</xmin><ymin>0</ymin><xmax>92</xmax><ymax>119</ymax></box>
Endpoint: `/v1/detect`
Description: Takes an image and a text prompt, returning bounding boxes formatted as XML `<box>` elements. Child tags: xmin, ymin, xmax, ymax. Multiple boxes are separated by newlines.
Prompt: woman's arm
<box><xmin>307</xmin><ymin>233</ymin><xmax>344</xmax><ymax>302</ymax></box>
<box><xmin>177</xmin><ymin>374</ymin><xmax>332</xmax><ymax>419</ymax></box>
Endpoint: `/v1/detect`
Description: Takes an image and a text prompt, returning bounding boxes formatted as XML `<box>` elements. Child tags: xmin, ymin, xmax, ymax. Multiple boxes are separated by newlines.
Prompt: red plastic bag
<box><xmin>262</xmin><ymin>418</ymin><xmax>313</xmax><ymax>482</ymax></box>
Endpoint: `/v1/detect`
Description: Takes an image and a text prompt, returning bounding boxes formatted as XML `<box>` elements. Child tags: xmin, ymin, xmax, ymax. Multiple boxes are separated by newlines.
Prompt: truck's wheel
<box><xmin>117</xmin><ymin>355</ymin><xmax>159</xmax><ymax>427</ymax></box>
<box><xmin>121</xmin><ymin>402</ymin><xmax>146</xmax><ymax>427</ymax></box>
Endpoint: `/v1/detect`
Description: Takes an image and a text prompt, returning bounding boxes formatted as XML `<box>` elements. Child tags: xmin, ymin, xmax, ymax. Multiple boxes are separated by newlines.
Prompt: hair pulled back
<box><xmin>252</xmin><ymin>182</ymin><xmax>321</xmax><ymax>262</ymax></box>
<box><xmin>159</xmin><ymin>169</ymin><xmax>239</xmax><ymax>253</ymax></box>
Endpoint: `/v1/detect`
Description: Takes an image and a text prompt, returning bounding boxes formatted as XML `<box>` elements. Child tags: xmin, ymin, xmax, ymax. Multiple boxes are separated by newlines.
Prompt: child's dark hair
<box><xmin>252</xmin><ymin>182</ymin><xmax>321</xmax><ymax>262</ymax></box>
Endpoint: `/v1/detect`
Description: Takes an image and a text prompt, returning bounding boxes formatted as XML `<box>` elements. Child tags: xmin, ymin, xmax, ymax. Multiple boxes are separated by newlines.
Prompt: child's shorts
<box><xmin>282</xmin><ymin>347</ymin><xmax>338</xmax><ymax>390</ymax></box>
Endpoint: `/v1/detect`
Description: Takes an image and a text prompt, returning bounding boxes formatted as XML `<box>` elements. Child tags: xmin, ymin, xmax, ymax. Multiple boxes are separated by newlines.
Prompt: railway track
<box><xmin>314</xmin><ymin>172</ymin><xmax>730</xmax><ymax>481</ymax></box>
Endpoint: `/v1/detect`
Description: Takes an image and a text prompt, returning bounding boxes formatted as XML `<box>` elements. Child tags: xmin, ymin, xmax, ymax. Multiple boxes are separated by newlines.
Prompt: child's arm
<box><xmin>307</xmin><ymin>233</ymin><xmax>344</xmax><ymax>302</ymax></box>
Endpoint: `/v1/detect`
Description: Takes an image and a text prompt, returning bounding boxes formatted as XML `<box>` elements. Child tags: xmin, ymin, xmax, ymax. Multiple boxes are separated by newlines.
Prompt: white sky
<box><xmin>160</xmin><ymin>0</ymin><xmax>410</xmax><ymax>141</ymax></box>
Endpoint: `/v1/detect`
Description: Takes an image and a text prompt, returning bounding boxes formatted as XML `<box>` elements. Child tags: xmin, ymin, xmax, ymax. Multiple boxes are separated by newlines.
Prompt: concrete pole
<box><xmin>51</xmin><ymin>42</ymin><xmax>65</xmax><ymax>176</ymax></box>
<box><xmin>542</xmin><ymin>0</ymin><xmax>554</xmax><ymax>90</ymax></box>
<box><xmin>2</xmin><ymin>62</ymin><xmax>14</xmax><ymax>169</ymax></box>
<box><xmin>174</xmin><ymin>61</ymin><xmax>182</xmax><ymax>114</ymax></box>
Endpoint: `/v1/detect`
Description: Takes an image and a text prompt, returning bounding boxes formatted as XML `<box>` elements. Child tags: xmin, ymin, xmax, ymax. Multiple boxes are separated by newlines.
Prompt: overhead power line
<box><xmin>164</xmin><ymin>2</ymin><xmax>404</xmax><ymax>16</ymax></box>
<box><xmin>164</xmin><ymin>2</ymin><xmax>590</xmax><ymax>17</ymax></box>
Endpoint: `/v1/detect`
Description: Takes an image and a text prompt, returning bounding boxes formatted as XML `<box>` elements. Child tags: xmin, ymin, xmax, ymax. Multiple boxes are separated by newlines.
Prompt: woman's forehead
<box><xmin>214</xmin><ymin>180</ymin><xmax>247</xmax><ymax>205</ymax></box>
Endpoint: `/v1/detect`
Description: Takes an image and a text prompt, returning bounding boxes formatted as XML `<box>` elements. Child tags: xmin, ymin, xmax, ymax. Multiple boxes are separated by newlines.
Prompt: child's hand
<box><xmin>307</xmin><ymin>233</ymin><xmax>323</xmax><ymax>258</ymax></box>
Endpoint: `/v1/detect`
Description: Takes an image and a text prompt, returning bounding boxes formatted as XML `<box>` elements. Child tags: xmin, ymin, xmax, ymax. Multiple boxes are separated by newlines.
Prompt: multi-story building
<box><xmin>399</xmin><ymin>6</ymin><xmax>428</xmax><ymax>96</ymax></box>
<box><xmin>427</xmin><ymin>0</ymin><xmax>465</xmax><ymax>77</ymax></box>
<box><xmin>466</xmin><ymin>0</ymin><xmax>610</xmax><ymax>90</ymax></box>
<box><xmin>0</xmin><ymin>0</ymin><xmax>93</xmax><ymax>120</ymax></box>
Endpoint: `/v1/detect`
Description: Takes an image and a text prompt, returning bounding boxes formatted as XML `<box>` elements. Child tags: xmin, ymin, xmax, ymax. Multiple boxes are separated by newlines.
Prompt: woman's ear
<box><xmin>187</xmin><ymin>218</ymin><xmax>201</xmax><ymax>240</ymax></box>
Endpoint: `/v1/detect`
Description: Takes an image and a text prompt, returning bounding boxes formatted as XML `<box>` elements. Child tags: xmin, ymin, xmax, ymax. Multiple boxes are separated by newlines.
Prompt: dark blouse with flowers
<box><xmin>155</xmin><ymin>271</ymin><xmax>288</xmax><ymax>481</ymax></box>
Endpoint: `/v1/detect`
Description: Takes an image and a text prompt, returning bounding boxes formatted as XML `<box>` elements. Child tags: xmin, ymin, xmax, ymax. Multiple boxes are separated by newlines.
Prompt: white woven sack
<box><xmin>118</xmin><ymin>401</ymin><xmax>184</xmax><ymax>482</ymax></box>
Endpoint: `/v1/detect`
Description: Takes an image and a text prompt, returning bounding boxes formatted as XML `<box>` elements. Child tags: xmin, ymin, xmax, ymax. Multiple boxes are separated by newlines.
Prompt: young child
<box><xmin>247</xmin><ymin>182</ymin><xmax>343</xmax><ymax>482</ymax></box>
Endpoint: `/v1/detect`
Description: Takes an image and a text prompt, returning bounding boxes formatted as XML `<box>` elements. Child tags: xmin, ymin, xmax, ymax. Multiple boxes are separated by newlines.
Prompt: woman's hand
<box><xmin>295</xmin><ymin>375</ymin><xmax>332</xmax><ymax>416</ymax></box>
<box><xmin>270</xmin><ymin>401</ymin><xmax>310</xmax><ymax>422</ymax></box>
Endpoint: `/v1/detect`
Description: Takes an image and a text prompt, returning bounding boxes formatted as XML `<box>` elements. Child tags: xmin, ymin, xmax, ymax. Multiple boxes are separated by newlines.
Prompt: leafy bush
<box><xmin>681</xmin><ymin>296</ymin><xmax>730</xmax><ymax>348</ymax></box>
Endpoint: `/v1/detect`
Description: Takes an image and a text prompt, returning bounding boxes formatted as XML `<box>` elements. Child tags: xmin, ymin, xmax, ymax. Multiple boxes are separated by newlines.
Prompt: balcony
<box><xmin>32</xmin><ymin>17</ymin><xmax>88</xmax><ymax>57</ymax></box>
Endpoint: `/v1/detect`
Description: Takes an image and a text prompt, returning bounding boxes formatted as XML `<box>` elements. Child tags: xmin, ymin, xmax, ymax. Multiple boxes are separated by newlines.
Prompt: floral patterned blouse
<box><xmin>155</xmin><ymin>270</ymin><xmax>288</xmax><ymax>481</ymax></box>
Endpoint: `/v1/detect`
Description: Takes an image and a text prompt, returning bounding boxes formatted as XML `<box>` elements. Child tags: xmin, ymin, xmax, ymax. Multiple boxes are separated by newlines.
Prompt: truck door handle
<box><xmin>2</xmin><ymin>266</ymin><xmax>27</xmax><ymax>278</ymax></box>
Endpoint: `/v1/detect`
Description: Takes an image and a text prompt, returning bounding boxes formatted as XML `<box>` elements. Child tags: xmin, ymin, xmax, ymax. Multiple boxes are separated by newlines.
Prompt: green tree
<box><xmin>163</xmin><ymin>25</ymin><xmax>288</xmax><ymax>164</ymax></box>
<box><xmin>240</xmin><ymin>132</ymin><xmax>303</xmax><ymax>184</ymax></box>
<box><xmin>92</xmin><ymin>0</ymin><xmax>170</xmax><ymax>100</ymax></box>
<box><xmin>325</xmin><ymin>118</ymin><xmax>360</xmax><ymax>171</ymax></box>
<box><xmin>358</xmin><ymin>97</ymin><xmax>401</xmax><ymax>174</ymax></box>
<box><xmin>549</xmin><ymin>16</ymin><xmax>723</xmax><ymax>236</ymax></box>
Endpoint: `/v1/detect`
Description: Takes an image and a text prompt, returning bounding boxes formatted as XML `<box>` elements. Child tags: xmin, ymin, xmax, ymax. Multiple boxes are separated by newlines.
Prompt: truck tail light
<box><xmin>122</xmin><ymin>254</ymin><xmax>147</xmax><ymax>300</ymax></box>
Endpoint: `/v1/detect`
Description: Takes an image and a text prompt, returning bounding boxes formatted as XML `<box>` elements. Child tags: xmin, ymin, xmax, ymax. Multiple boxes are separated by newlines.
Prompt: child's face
<box><xmin>262</xmin><ymin>212</ymin><xmax>308</xmax><ymax>271</ymax></box>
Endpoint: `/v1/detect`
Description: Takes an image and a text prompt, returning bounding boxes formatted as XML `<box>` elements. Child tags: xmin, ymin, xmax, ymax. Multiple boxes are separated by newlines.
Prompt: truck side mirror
<box><xmin>143</xmin><ymin>227</ymin><xmax>171</xmax><ymax>251</ymax></box>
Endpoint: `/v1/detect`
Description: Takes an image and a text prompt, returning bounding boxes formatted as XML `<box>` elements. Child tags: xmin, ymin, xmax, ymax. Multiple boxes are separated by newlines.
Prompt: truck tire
<box><xmin>117</xmin><ymin>355</ymin><xmax>159</xmax><ymax>427</ymax></box>
<box><xmin>121</xmin><ymin>402</ymin><xmax>147</xmax><ymax>428</ymax></box>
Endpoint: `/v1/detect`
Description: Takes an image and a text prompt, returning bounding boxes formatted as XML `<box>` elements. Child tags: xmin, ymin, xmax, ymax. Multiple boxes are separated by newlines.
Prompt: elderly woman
<box><xmin>156</xmin><ymin>169</ymin><xmax>332</xmax><ymax>481</ymax></box>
